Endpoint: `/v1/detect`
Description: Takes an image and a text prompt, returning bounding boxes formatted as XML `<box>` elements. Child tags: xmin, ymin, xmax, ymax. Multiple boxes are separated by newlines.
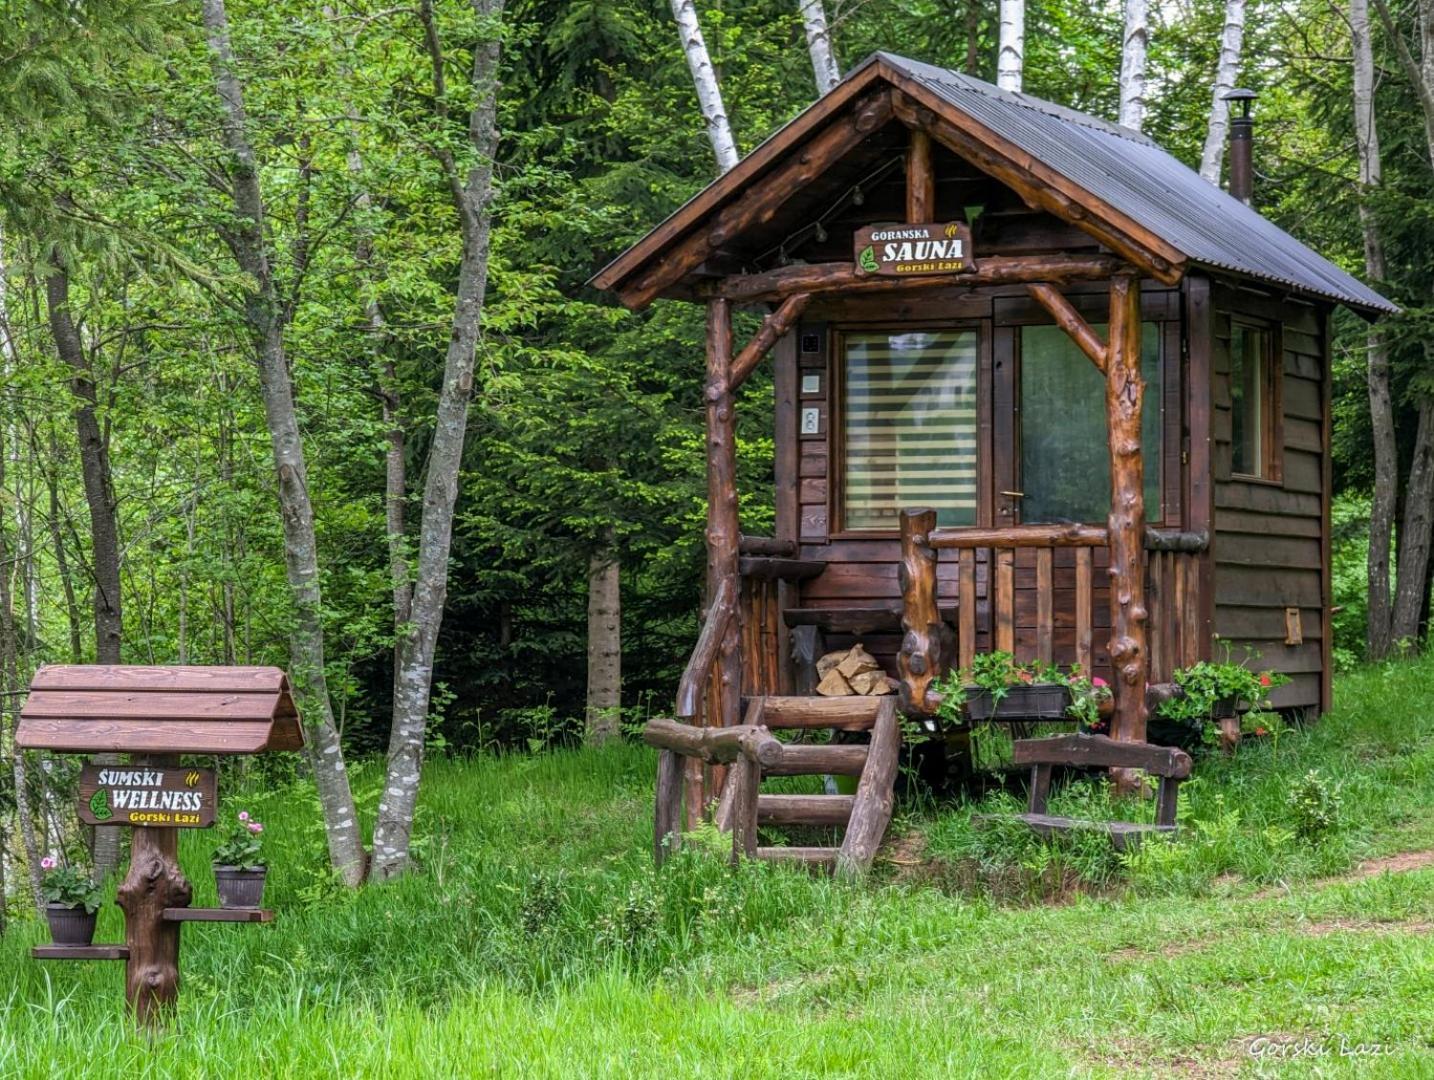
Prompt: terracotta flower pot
<box><xmin>45</xmin><ymin>903</ymin><xmax>97</xmax><ymax>947</ymax></box>
<box><xmin>214</xmin><ymin>865</ymin><xmax>267</xmax><ymax>909</ymax></box>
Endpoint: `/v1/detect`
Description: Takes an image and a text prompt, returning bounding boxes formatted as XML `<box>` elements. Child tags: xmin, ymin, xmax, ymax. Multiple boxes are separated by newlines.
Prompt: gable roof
<box><xmin>592</xmin><ymin>52</ymin><xmax>1395</xmax><ymax>317</ymax></box>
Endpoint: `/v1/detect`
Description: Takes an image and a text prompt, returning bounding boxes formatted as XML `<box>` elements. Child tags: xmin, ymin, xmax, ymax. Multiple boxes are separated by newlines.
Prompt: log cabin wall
<box><xmin>786</xmin><ymin>278</ymin><xmax>1192</xmax><ymax>685</ymax></box>
<box><xmin>1207</xmin><ymin>279</ymin><xmax>1332</xmax><ymax>713</ymax></box>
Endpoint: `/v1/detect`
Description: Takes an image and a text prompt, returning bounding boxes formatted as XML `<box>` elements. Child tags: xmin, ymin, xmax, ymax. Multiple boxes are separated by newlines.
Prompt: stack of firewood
<box><xmin>815</xmin><ymin>643</ymin><xmax>896</xmax><ymax>697</ymax></box>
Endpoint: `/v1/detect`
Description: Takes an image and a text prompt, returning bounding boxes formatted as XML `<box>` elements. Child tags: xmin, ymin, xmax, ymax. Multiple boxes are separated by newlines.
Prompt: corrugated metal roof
<box><xmin>876</xmin><ymin>53</ymin><xmax>1396</xmax><ymax>315</ymax></box>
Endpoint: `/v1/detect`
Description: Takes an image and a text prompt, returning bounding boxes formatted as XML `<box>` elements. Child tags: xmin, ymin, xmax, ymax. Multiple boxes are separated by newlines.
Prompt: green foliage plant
<box><xmin>39</xmin><ymin>856</ymin><xmax>102</xmax><ymax>913</ymax></box>
<box><xmin>1158</xmin><ymin>651</ymin><xmax>1289</xmax><ymax>747</ymax></box>
<box><xmin>213</xmin><ymin>811</ymin><xmax>266</xmax><ymax>870</ymax></box>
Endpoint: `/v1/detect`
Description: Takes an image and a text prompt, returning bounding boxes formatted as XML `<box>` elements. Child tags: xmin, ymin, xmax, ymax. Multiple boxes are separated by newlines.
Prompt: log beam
<box><xmin>730</xmin><ymin>293</ymin><xmax>811</xmax><ymax>389</ymax></box>
<box><xmin>704</xmin><ymin>253</ymin><xmax>1127</xmax><ymax>304</ymax></box>
<box><xmin>1027</xmin><ymin>283</ymin><xmax>1107</xmax><ymax>372</ymax></box>
<box><xmin>620</xmin><ymin>91</ymin><xmax>893</xmax><ymax>310</ymax></box>
<box><xmin>643</xmin><ymin>718</ymin><xmax>785</xmax><ymax>768</ymax></box>
<box><xmin>905</xmin><ymin>128</ymin><xmax>934</xmax><ymax>222</ymax></box>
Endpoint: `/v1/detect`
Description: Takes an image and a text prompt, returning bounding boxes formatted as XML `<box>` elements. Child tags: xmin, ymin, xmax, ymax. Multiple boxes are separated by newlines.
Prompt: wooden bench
<box><xmin>976</xmin><ymin>733</ymin><xmax>1193</xmax><ymax>851</ymax></box>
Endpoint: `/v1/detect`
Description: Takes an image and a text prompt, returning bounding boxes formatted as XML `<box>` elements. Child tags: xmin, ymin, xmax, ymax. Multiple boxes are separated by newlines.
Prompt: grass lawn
<box><xmin>2</xmin><ymin>660</ymin><xmax>1432</xmax><ymax>1077</ymax></box>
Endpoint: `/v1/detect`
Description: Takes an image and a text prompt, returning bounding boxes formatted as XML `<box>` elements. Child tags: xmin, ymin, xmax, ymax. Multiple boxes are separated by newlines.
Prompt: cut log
<box><xmin>749</xmin><ymin>695</ymin><xmax>880</xmax><ymax>729</ymax></box>
<box><xmin>757</xmin><ymin>793</ymin><xmax>855</xmax><ymax>826</ymax></box>
<box><xmin>764</xmin><ymin>743</ymin><xmax>867</xmax><ymax>776</ymax></box>
<box><xmin>816</xmin><ymin>667</ymin><xmax>853</xmax><ymax>696</ymax></box>
<box><xmin>849</xmin><ymin>670</ymin><xmax>895</xmax><ymax>696</ymax></box>
<box><xmin>835</xmin><ymin>643</ymin><xmax>880</xmax><ymax>680</ymax></box>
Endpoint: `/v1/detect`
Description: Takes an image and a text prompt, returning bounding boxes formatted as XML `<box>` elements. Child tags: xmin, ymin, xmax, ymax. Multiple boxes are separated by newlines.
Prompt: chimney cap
<box><xmin>1224</xmin><ymin>88</ymin><xmax>1257</xmax><ymax>119</ymax></box>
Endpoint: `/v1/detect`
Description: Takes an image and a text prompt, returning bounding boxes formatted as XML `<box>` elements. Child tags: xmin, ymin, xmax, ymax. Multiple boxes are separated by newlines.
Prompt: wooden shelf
<box><xmin>32</xmin><ymin>944</ymin><xmax>129</xmax><ymax>960</ymax></box>
<box><xmin>163</xmin><ymin>907</ymin><xmax>273</xmax><ymax>923</ymax></box>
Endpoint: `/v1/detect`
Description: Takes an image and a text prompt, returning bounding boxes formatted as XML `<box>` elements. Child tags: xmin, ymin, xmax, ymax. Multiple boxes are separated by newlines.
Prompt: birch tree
<box><xmin>1373</xmin><ymin>0</ymin><xmax>1434</xmax><ymax>649</ymax></box>
<box><xmin>1118</xmin><ymin>0</ymin><xmax>1149</xmax><ymax>130</ymax></box>
<box><xmin>199</xmin><ymin>0</ymin><xmax>368</xmax><ymax>886</ymax></box>
<box><xmin>669</xmin><ymin>0</ymin><xmax>740</xmax><ymax>172</ymax></box>
<box><xmin>585</xmin><ymin>527</ymin><xmax>620</xmax><ymax>744</ymax></box>
<box><xmin>1199</xmin><ymin>0</ymin><xmax>1247</xmax><ymax>182</ymax></box>
<box><xmin>1349</xmin><ymin>0</ymin><xmax>1398</xmax><ymax>657</ymax></box>
<box><xmin>799</xmin><ymin>0</ymin><xmax>841</xmax><ymax>93</ymax></box>
<box><xmin>370</xmin><ymin>0</ymin><xmax>505</xmax><ymax>880</ymax></box>
<box><xmin>997</xmin><ymin>0</ymin><xmax>1024</xmax><ymax>91</ymax></box>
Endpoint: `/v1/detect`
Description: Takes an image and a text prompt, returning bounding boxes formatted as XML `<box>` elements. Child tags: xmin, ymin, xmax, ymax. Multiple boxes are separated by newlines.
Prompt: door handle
<box><xmin>1000</xmin><ymin>490</ymin><xmax>1025</xmax><ymax>498</ymax></box>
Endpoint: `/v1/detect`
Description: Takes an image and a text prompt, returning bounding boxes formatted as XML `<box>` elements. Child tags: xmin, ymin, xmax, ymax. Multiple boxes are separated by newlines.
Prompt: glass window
<box><xmin>1019</xmin><ymin>323</ymin><xmax>1162</xmax><ymax>524</ymax></box>
<box><xmin>1230</xmin><ymin>323</ymin><xmax>1270</xmax><ymax>477</ymax></box>
<box><xmin>842</xmin><ymin>330</ymin><xmax>978</xmax><ymax>530</ymax></box>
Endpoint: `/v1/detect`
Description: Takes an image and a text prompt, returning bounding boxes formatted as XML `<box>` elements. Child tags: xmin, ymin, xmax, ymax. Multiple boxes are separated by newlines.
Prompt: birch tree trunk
<box><xmin>1118</xmin><ymin>0</ymin><xmax>1149</xmax><ymax>130</ymax></box>
<box><xmin>798</xmin><ymin>0</ymin><xmax>841</xmax><ymax>94</ymax></box>
<box><xmin>1373</xmin><ymin>0</ymin><xmax>1434</xmax><ymax>648</ymax></box>
<box><xmin>370</xmin><ymin>0</ymin><xmax>505</xmax><ymax>880</ymax></box>
<box><xmin>670</xmin><ymin>0</ymin><xmax>740</xmax><ymax>172</ymax></box>
<box><xmin>42</xmin><ymin>253</ymin><xmax>122</xmax><ymax>881</ymax></box>
<box><xmin>585</xmin><ymin>528</ymin><xmax>621</xmax><ymax>745</ymax></box>
<box><xmin>200</xmin><ymin>0</ymin><xmax>368</xmax><ymax>886</ymax></box>
<box><xmin>1351</xmin><ymin>0</ymin><xmax>1397</xmax><ymax>658</ymax></box>
<box><xmin>997</xmin><ymin>0</ymin><xmax>1024</xmax><ymax>92</ymax></box>
<box><xmin>1199</xmin><ymin>0</ymin><xmax>1246</xmax><ymax>182</ymax></box>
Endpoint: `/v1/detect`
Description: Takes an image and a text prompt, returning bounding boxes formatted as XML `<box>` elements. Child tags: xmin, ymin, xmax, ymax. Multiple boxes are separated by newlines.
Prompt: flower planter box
<box><xmin>966</xmin><ymin>683</ymin><xmax>1071</xmax><ymax>722</ymax></box>
<box><xmin>214</xmin><ymin>866</ymin><xmax>267</xmax><ymax>909</ymax></box>
<box><xmin>45</xmin><ymin>903</ymin><xmax>97</xmax><ymax>947</ymax></box>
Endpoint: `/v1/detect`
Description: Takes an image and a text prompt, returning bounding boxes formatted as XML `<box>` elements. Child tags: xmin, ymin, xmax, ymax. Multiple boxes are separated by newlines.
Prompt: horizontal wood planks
<box><xmin>17</xmin><ymin>665</ymin><xmax>302</xmax><ymax>754</ymax></box>
<box><xmin>1209</xmin><ymin>284</ymin><xmax>1330</xmax><ymax>710</ymax></box>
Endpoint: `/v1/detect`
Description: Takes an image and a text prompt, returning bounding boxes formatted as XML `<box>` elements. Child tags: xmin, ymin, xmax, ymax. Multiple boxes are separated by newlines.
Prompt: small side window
<box><xmin>1230</xmin><ymin>321</ymin><xmax>1281</xmax><ymax>481</ymax></box>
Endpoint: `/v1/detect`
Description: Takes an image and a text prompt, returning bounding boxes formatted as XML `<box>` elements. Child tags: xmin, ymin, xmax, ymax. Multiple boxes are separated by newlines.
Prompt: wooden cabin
<box><xmin>594</xmin><ymin>53</ymin><xmax>1394</xmax><ymax>786</ymax></box>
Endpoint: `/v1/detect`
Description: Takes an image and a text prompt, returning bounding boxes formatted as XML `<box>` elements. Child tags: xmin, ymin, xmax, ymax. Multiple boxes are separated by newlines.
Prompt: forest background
<box><xmin>1</xmin><ymin>0</ymin><xmax>1430</xmax><ymax>882</ymax></box>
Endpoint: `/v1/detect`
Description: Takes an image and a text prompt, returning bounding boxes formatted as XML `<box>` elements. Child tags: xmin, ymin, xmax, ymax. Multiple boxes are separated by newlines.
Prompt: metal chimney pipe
<box><xmin>1225</xmin><ymin>88</ymin><xmax>1257</xmax><ymax>205</ymax></box>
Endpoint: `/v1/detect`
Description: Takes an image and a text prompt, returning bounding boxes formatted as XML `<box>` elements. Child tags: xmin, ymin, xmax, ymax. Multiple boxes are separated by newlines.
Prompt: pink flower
<box><xmin>40</xmin><ymin>856</ymin><xmax>56</xmax><ymax>871</ymax></box>
<box><xmin>238</xmin><ymin>811</ymin><xmax>250</xmax><ymax>822</ymax></box>
<box><xmin>247</xmin><ymin>822</ymin><xmax>263</xmax><ymax>834</ymax></box>
<box><xmin>1092</xmin><ymin>677</ymin><xmax>1108</xmax><ymax>688</ymax></box>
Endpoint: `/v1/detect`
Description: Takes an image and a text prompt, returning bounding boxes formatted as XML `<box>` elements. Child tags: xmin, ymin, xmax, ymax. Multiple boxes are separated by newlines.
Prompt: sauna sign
<box><xmin>854</xmin><ymin>222</ymin><xmax>975</xmax><ymax>276</ymax></box>
<box><xmin>78</xmin><ymin>765</ymin><xmax>217</xmax><ymax>828</ymax></box>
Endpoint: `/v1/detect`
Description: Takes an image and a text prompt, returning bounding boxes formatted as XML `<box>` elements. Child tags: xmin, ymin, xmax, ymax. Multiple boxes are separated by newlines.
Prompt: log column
<box><xmin>697</xmin><ymin>298</ymin><xmax>742</xmax><ymax>822</ymax></box>
<box><xmin>115</xmin><ymin>756</ymin><xmax>191</xmax><ymax>1027</ymax></box>
<box><xmin>898</xmin><ymin>507</ymin><xmax>953</xmax><ymax>715</ymax></box>
<box><xmin>1105</xmin><ymin>274</ymin><xmax>1149</xmax><ymax>747</ymax></box>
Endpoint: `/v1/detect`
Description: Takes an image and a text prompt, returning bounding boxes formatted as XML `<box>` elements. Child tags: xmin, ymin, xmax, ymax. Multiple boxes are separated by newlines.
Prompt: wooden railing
<box><xmin>898</xmin><ymin>509</ymin><xmax>1207</xmax><ymax>714</ymax></box>
<box><xmin>676</xmin><ymin>576</ymin><xmax>737</xmax><ymax>721</ymax></box>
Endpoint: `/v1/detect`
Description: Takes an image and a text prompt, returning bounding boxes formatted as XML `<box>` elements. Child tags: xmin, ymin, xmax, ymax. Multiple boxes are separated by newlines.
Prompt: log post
<box><xmin>115</xmin><ymin>757</ymin><xmax>191</xmax><ymax>1027</ymax></box>
<box><xmin>898</xmin><ymin>507</ymin><xmax>954</xmax><ymax>716</ymax></box>
<box><xmin>906</xmin><ymin>128</ymin><xmax>934</xmax><ymax>223</ymax></box>
<box><xmin>654</xmin><ymin>748</ymin><xmax>684</xmax><ymax>866</ymax></box>
<box><xmin>1105</xmin><ymin>274</ymin><xmax>1149</xmax><ymax>756</ymax></box>
<box><xmin>702</xmin><ymin>298</ymin><xmax>742</xmax><ymax>816</ymax></box>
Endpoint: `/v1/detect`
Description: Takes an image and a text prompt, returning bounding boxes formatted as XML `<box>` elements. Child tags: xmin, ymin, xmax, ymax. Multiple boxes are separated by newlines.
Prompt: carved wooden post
<box><xmin>115</xmin><ymin>757</ymin><xmax>191</xmax><ymax>1027</ymax></box>
<box><xmin>1105</xmin><ymin>274</ymin><xmax>1149</xmax><ymax>750</ymax></box>
<box><xmin>898</xmin><ymin>507</ymin><xmax>953</xmax><ymax>715</ymax></box>
<box><xmin>696</xmin><ymin>297</ymin><xmax>742</xmax><ymax>820</ymax></box>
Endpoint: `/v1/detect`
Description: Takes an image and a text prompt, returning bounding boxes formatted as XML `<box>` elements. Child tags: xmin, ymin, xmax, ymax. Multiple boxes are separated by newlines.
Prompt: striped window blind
<box><xmin>842</xmin><ymin>330</ymin><xmax>979</xmax><ymax>530</ymax></box>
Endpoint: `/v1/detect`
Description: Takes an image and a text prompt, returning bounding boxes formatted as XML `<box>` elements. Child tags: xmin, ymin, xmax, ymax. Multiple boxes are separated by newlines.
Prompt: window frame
<box><xmin>1228</xmin><ymin>316</ymin><xmax>1284</xmax><ymax>484</ymax></box>
<box><xmin>829</xmin><ymin>319</ymin><xmax>990</xmax><ymax>538</ymax></box>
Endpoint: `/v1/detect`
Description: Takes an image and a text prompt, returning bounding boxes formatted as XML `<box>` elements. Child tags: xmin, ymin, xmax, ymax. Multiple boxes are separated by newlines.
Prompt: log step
<box><xmin>756</xmin><ymin>846</ymin><xmax>838</xmax><ymax>869</ymax></box>
<box><xmin>764</xmin><ymin>743</ymin><xmax>867</xmax><ymax>776</ymax></box>
<box><xmin>757</xmin><ymin>793</ymin><xmax>854</xmax><ymax>826</ymax></box>
<box><xmin>751</xmin><ymin>695</ymin><xmax>880</xmax><ymax>730</ymax></box>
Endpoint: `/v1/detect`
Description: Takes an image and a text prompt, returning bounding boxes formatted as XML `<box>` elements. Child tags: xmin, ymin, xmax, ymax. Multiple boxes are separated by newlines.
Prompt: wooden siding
<box><xmin>1209</xmin><ymin>283</ymin><xmax>1331</xmax><ymax>712</ymax></box>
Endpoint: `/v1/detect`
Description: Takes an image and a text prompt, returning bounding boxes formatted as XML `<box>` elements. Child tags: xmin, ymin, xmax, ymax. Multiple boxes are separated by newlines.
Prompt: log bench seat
<box><xmin>975</xmin><ymin>733</ymin><xmax>1193</xmax><ymax>852</ymax></box>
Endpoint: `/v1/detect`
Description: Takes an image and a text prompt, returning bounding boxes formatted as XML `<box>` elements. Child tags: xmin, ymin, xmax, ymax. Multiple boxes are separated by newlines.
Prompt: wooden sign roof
<box><xmin>17</xmin><ymin>666</ymin><xmax>304</xmax><ymax>755</ymax></box>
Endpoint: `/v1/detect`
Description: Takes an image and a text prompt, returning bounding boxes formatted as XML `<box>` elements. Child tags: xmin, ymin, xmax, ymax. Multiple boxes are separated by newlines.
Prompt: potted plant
<box><xmin>1157</xmin><ymin>658</ymin><xmax>1288</xmax><ymax>752</ymax></box>
<box><xmin>40</xmin><ymin>856</ymin><xmax>103</xmax><ymax>946</ymax></box>
<box><xmin>213</xmin><ymin>810</ymin><xmax>266</xmax><ymax>908</ymax></box>
<box><xmin>962</xmin><ymin>653</ymin><xmax>1071</xmax><ymax>721</ymax></box>
<box><xmin>1064</xmin><ymin>668</ymin><xmax>1112</xmax><ymax>733</ymax></box>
